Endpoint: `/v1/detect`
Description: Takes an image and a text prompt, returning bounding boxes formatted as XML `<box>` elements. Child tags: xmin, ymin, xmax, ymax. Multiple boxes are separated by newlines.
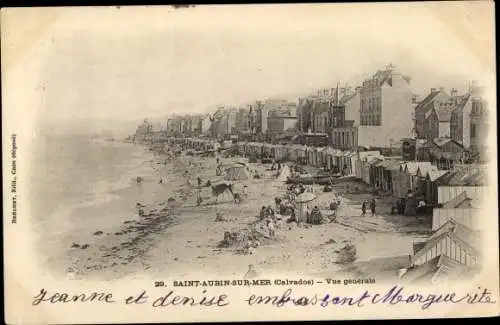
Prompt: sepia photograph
<box><xmin>2</xmin><ymin>2</ymin><xmax>498</xmax><ymax>323</ymax></box>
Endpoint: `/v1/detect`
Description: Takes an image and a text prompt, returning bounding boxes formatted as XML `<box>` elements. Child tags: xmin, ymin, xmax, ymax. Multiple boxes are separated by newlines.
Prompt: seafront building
<box><xmin>414</xmin><ymin>87</ymin><xmax>459</xmax><ymax>140</ymax></box>
<box><xmin>149</xmin><ymin>64</ymin><xmax>489</xmax><ymax>163</ymax></box>
<box><xmin>356</xmin><ymin>64</ymin><xmax>414</xmax><ymax>149</ymax></box>
<box><xmin>132</xmin><ymin>64</ymin><xmax>490</xmax><ymax>286</ymax></box>
<box><xmin>450</xmin><ymin>82</ymin><xmax>489</xmax><ymax>160</ymax></box>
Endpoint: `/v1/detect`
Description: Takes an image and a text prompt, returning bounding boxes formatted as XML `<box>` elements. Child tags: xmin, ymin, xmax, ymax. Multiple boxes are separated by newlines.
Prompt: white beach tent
<box><xmin>276</xmin><ymin>165</ymin><xmax>291</xmax><ymax>182</ymax></box>
<box><xmin>224</xmin><ymin>164</ymin><xmax>252</xmax><ymax>181</ymax></box>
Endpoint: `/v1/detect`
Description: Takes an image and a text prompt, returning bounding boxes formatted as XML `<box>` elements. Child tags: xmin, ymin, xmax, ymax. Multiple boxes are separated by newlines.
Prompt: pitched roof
<box><xmin>402</xmin><ymin>255</ymin><xmax>470</xmax><ymax>283</ymax></box>
<box><xmin>404</xmin><ymin>162</ymin><xmax>432</xmax><ymax>175</ymax></box>
<box><xmin>437</xmin><ymin>185</ymin><xmax>485</xmax><ymax>204</ymax></box>
<box><xmin>455</xmin><ymin>169</ymin><xmax>487</xmax><ymax>186</ymax></box>
<box><xmin>446</xmin><ymin>166</ymin><xmax>486</xmax><ymax>186</ymax></box>
<box><xmin>427</xmin><ymin>170</ymin><xmax>450</xmax><ymax>181</ymax></box>
<box><xmin>366</xmin><ymin>156</ymin><xmax>384</xmax><ymax>165</ymax></box>
<box><xmin>412</xmin><ymin>220</ymin><xmax>481</xmax><ymax>263</ymax></box>
<box><xmin>379</xmin><ymin>160</ymin><xmax>402</xmax><ymax>171</ymax></box>
<box><xmin>414</xmin><ymin>91</ymin><xmax>441</xmax><ymax>113</ymax></box>
<box><xmin>453</xmin><ymin>93</ymin><xmax>472</xmax><ymax>114</ymax></box>
<box><xmin>339</xmin><ymin>93</ymin><xmax>357</xmax><ymax>105</ymax></box>
<box><xmin>416</xmin><ymin>164</ymin><xmax>438</xmax><ymax>177</ymax></box>
<box><xmin>441</xmin><ymin>191</ymin><xmax>473</xmax><ymax>208</ymax></box>
<box><xmin>452</xmin><ymin>222</ymin><xmax>481</xmax><ymax>250</ymax></box>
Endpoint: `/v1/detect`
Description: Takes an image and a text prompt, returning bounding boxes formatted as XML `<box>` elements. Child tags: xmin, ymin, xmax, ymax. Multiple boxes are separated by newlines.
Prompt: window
<box><xmin>471</xmin><ymin>123</ymin><xmax>476</xmax><ymax>138</ymax></box>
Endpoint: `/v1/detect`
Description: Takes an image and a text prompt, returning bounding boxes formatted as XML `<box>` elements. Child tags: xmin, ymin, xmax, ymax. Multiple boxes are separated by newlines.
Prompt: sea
<box><xmin>30</xmin><ymin>134</ymin><xmax>162</xmax><ymax>271</ymax></box>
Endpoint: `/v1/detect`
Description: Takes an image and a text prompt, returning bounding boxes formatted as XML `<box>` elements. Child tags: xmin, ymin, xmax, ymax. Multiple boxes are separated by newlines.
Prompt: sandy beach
<box><xmin>62</xmin><ymin>145</ymin><xmax>432</xmax><ymax>283</ymax></box>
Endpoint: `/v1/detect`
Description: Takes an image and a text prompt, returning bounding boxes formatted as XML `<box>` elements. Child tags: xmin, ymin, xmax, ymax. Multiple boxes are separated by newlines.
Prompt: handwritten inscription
<box><xmin>31</xmin><ymin>285</ymin><xmax>496</xmax><ymax>310</ymax></box>
<box><xmin>151</xmin><ymin>290</ymin><xmax>229</xmax><ymax>307</ymax></box>
<box><xmin>245</xmin><ymin>286</ymin><xmax>496</xmax><ymax>310</ymax></box>
<box><xmin>32</xmin><ymin>289</ymin><xmax>115</xmax><ymax>305</ymax></box>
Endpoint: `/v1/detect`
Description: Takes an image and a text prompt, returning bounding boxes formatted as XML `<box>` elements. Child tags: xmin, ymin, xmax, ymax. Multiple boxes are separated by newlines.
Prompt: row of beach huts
<box><xmin>166</xmin><ymin>137</ymin><xmax>489</xmax><ymax>283</ymax></box>
<box><xmin>169</xmin><ymin>137</ymin><xmax>487</xmax><ymax>221</ymax></box>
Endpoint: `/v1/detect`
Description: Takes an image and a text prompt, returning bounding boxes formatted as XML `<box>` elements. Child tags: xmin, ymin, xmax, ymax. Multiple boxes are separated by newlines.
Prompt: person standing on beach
<box><xmin>330</xmin><ymin>199</ymin><xmax>338</xmax><ymax>218</ymax></box>
<box><xmin>361</xmin><ymin>200</ymin><xmax>367</xmax><ymax>216</ymax></box>
<box><xmin>370</xmin><ymin>198</ymin><xmax>376</xmax><ymax>216</ymax></box>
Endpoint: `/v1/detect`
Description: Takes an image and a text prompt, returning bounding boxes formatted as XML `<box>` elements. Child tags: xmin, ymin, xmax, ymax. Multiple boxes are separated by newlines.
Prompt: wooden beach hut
<box><xmin>403</xmin><ymin>162</ymin><xmax>433</xmax><ymax>195</ymax></box>
<box><xmin>432</xmin><ymin>204</ymin><xmax>481</xmax><ymax>232</ymax></box>
<box><xmin>410</xmin><ymin>220</ymin><xmax>481</xmax><ymax>268</ymax></box>
<box><xmin>415</xmin><ymin>164</ymin><xmax>439</xmax><ymax>199</ymax></box>
<box><xmin>401</xmin><ymin>254</ymin><xmax>472</xmax><ymax>284</ymax></box>
<box><xmin>343</xmin><ymin>151</ymin><xmax>357</xmax><ymax>176</ymax></box>
<box><xmin>323</xmin><ymin>147</ymin><xmax>336</xmax><ymax>170</ymax></box>
<box><xmin>376</xmin><ymin>159</ymin><xmax>401</xmax><ymax>193</ymax></box>
<box><xmin>298</xmin><ymin>145</ymin><xmax>308</xmax><ymax>164</ymax></box>
<box><xmin>275</xmin><ymin>144</ymin><xmax>287</xmax><ymax>162</ymax></box>
<box><xmin>424</xmin><ymin>170</ymin><xmax>451</xmax><ymax>207</ymax></box>
<box><xmin>316</xmin><ymin>147</ymin><xmax>326</xmax><ymax>168</ymax></box>
<box><xmin>307</xmin><ymin>147</ymin><xmax>315</xmax><ymax>166</ymax></box>
<box><xmin>366</xmin><ymin>156</ymin><xmax>383</xmax><ymax>187</ymax></box>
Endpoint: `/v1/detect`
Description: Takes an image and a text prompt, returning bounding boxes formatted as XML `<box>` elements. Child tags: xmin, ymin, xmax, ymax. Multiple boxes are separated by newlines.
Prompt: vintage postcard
<box><xmin>2</xmin><ymin>2</ymin><xmax>498</xmax><ymax>324</ymax></box>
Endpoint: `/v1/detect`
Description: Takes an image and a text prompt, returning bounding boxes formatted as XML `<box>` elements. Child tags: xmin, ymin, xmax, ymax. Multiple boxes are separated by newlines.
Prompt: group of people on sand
<box><xmin>361</xmin><ymin>197</ymin><xmax>377</xmax><ymax>216</ymax></box>
<box><xmin>270</xmin><ymin>159</ymin><xmax>282</xmax><ymax>172</ymax></box>
<box><xmin>259</xmin><ymin>206</ymin><xmax>277</xmax><ymax>237</ymax></box>
<box><xmin>260</xmin><ymin>205</ymin><xmax>275</xmax><ymax>220</ymax></box>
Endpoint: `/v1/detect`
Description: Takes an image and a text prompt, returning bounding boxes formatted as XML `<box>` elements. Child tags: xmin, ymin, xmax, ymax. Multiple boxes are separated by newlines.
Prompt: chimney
<box><xmin>430</xmin><ymin>88</ymin><xmax>437</xmax><ymax>93</ymax></box>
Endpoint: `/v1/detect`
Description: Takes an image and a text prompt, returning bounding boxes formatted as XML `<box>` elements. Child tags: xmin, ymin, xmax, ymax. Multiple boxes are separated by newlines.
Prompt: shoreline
<box><xmin>54</xmin><ymin>143</ymin><xmax>432</xmax><ymax>282</ymax></box>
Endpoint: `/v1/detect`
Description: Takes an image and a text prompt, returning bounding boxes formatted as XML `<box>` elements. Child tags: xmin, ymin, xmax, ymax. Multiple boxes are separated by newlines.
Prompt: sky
<box><xmin>3</xmin><ymin>2</ymin><xmax>495</xmax><ymax>135</ymax></box>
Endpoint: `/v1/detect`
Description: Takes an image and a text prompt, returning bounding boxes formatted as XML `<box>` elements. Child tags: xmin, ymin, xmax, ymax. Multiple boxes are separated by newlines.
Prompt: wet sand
<box><xmin>64</xmin><ymin>151</ymin><xmax>432</xmax><ymax>282</ymax></box>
